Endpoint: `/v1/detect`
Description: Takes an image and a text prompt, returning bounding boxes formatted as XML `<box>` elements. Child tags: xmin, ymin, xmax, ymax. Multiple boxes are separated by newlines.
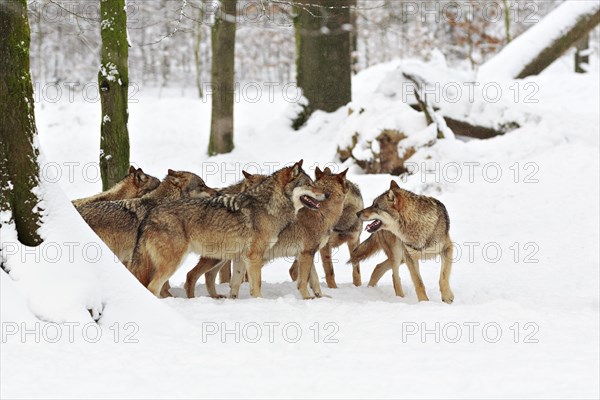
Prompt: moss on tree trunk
<box><xmin>294</xmin><ymin>0</ymin><xmax>352</xmax><ymax>127</ymax></box>
<box><xmin>208</xmin><ymin>0</ymin><xmax>237</xmax><ymax>156</ymax></box>
<box><xmin>0</xmin><ymin>0</ymin><xmax>44</xmax><ymax>246</ymax></box>
<box><xmin>99</xmin><ymin>0</ymin><xmax>130</xmax><ymax>190</ymax></box>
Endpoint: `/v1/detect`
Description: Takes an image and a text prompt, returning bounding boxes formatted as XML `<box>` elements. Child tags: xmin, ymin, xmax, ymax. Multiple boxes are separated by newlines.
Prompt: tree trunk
<box><xmin>208</xmin><ymin>0</ymin><xmax>237</xmax><ymax>156</ymax></box>
<box><xmin>294</xmin><ymin>0</ymin><xmax>352</xmax><ymax>126</ymax></box>
<box><xmin>575</xmin><ymin>34</ymin><xmax>590</xmax><ymax>73</ymax></box>
<box><xmin>0</xmin><ymin>0</ymin><xmax>44</xmax><ymax>246</ymax></box>
<box><xmin>194</xmin><ymin>4</ymin><xmax>204</xmax><ymax>98</ymax></box>
<box><xmin>99</xmin><ymin>0</ymin><xmax>130</xmax><ymax>190</ymax></box>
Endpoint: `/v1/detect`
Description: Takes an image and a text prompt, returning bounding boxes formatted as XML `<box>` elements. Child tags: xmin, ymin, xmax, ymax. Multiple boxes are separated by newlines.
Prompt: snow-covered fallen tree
<box><xmin>480</xmin><ymin>0</ymin><xmax>600</xmax><ymax>80</ymax></box>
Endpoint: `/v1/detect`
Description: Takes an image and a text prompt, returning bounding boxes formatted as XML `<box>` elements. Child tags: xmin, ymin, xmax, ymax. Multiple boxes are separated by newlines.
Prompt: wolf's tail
<box><xmin>348</xmin><ymin>233</ymin><xmax>382</xmax><ymax>264</ymax></box>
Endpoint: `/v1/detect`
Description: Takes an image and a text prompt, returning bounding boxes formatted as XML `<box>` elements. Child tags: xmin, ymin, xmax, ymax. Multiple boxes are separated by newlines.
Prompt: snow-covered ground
<box><xmin>1</xmin><ymin>55</ymin><xmax>599</xmax><ymax>398</ymax></box>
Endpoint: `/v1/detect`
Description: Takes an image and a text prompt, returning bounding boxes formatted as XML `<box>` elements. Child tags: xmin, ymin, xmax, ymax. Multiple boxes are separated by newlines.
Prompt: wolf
<box><xmin>185</xmin><ymin>167</ymin><xmax>350</xmax><ymax>300</ymax></box>
<box><xmin>288</xmin><ymin>167</ymin><xmax>364</xmax><ymax>288</ymax></box>
<box><xmin>353</xmin><ymin>180</ymin><xmax>454</xmax><ymax>303</ymax></box>
<box><xmin>130</xmin><ymin>161</ymin><xmax>326</xmax><ymax>298</ymax></box>
<box><xmin>160</xmin><ymin>171</ymin><xmax>267</xmax><ymax>298</ymax></box>
<box><xmin>77</xmin><ymin>169</ymin><xmax>217</xmax><ymax>265</ymax></box>
<box><xmin>72</xmin><ymin>165</ymin><xmax>160</xmax><ymax>207</ymax></box>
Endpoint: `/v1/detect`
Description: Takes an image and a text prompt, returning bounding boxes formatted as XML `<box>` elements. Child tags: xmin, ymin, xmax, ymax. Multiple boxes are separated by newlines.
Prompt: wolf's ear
<box><xmin>323</xmin><ymin>167</ymin><xmax>332</xmax><ymax>175</ymax></box>
<box><xmin>135</xmin><ymin>168</ymin><xmax>148</xmax><ymax>185</ymax></box>
<box><xmin>389</xmin><ymin>180</ymin><xmax>400</xmax><ymax>190</ymax></box>
<box><xmin>337</xmin><ymin>169</ymin><xmax>349</xmax><ymax>191</ymax></box>
<box><xmin>242</xmin><ymin>170</ymin><xmax>253</xmax><ymax>179</ymax></box>
<box><xmin>315</xmin><ymin>167</ymin><xmax>323</xmax><ymax>180</ymax></box>
<box><xmin>129</xmin><ymin>165</ymin><xmax>136</xmax><ymax>174</ymax></box>
<box><xmin>168</xmin><ymin>169</ymin><xmax>176</xmax><ymax>176</ymax></box>
<box><xmin>386</xmin><ymin>189</ymin><xmax>396</xmax><ymax>202</ymax></box>
<box><xmin>291</xmin><ymin>161</ymin><xmax>302</xmax><ymax>179</ymax></box>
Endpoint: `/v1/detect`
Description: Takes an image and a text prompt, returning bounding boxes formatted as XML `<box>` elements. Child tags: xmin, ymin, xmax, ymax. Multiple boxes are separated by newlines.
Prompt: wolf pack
<box><xmin>74</xmin><ymin>161</ymin><xmax>454</xmax><ymax>303</ymax></box>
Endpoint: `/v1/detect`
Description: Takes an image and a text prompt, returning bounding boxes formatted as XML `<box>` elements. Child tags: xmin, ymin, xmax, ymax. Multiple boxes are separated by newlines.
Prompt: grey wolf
<box><xmin>353</xmin><ymin>180</ymin><xmax>454</xmax><ymax>303</ymax></box>
<box><xmin>129</xmin><ymin>161</ymin><xmax>326</xmax><ymax>298</ymax></box>
<box><xmin>189</xmin><ymin>167</ymin><xmax>351</xmax><ymax>300</ymax></box>
<box><xmin>289</xmin><ymin>167</ymin><xmax>364</xmax><ymax>288</ymax></box>
<box><xmin>72</xmin><ymin>165</ymin><xmax>160</xmax><ymax>207</ymax></box>
<box><xmin>77</xmin><ymin>169</ymin><xmax>216</xmax><ymax>265</ymax></box>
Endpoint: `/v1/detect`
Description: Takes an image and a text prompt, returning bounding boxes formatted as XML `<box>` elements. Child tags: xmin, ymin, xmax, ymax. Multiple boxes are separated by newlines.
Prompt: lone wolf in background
<box><xmin>72</xmin><ymin>165</ymin><xmax>160</xmax><ymax>207</ymax></box>
<box><xmin>130</xmin><ymin>161</ymin><xmax>326</xmax><ymax>298</ymax></box>
<box><xmin>77</xmin><ymin>169</ymin><xmax>217</xmax><ymax>265</ymax></box>
<box><xmin>353</xmin><ymin>180</ymin><xmax>454</xmax><ymax>303</ymax></box>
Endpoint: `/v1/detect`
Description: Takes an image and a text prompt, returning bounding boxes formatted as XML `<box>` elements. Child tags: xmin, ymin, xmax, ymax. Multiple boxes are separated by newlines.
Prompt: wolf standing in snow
<box><xmin>72</xmin><ymin>165</ymin><xmax>160</xmax><ymax>207</ymax></box>
<box><xmin>353</xmin><ymin>180</ymin><xmax>454</xmax><ymax>303</ymax></box>
<box><xmin>77</xmin><ymin>170</ymin><xmax>217</xmax><ymax>265</ymax></box>
<box><xmin>289</xmin><ymin>166</ymin><xmax>364</xmax><ymax>288</ymax></box>
<box><xmin>130</xmin><ymin>161</ymin><xmax>326</xmax><ymax>298</ymax></box>
<box><xmin>187</xmin><ymin>166</ymin><xmax>351</xmax><ymax>300</ymax></box>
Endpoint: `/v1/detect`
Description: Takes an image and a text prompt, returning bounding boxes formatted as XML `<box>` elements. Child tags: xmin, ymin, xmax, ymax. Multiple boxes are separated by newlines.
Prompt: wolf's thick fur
<box><xmin>130</xmin><ymin>161</ymin><xmax>326</xmax><ymax>298</ymax></box>
<box><xmin>354</xmin><ymin>180</ymin><xmax>454</xmax><ymax>303</ymax></box>
<box><xmin>72</xmin><ymin>166</ymin><xmax>160</xmax><ymax>207</ymax></box>
<box><xmin>78</xmin><ymin>170</ymin><xmax>216</xmax><ymax>264</ymax></box>
<box><xmin>171</xmin><ymin>171</ymin><xmax>267</xmax><ymax>299</ymax></box>
<box><xmin>289</xmin><ymin>167</ymin><xmax>364</xmax><ymax>288</ymax></box>
<box><xmin>186</xmin><ymin>167</ymin><xmax>350</xmax><ymax>300</ymax></box>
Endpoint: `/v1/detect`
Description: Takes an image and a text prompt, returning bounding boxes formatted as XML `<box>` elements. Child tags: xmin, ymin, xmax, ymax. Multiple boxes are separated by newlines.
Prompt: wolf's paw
<box><xmin>325</xmin><ymin>280</ymin><xmax>338</xmax><ymax>289</ymax></box>
<box><xmin>211</xmin><ymin>294</ymin><xmax>226</xmax><ymax>299</ymax></box>
<box><xmin>442</xmin><ymin>292</ymin><xmax>454</xmax><ymax>304</ymax></box>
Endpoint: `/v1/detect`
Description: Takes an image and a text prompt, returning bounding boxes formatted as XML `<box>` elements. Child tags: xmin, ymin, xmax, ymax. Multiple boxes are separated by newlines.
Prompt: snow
<box><xmin>1</xmin><ymin>55</ymin><xmax>599</xmax><ymax>398</ymax></box>
<box><xmin>479</xmin><ymin>0</ymin><xmax>600</xmax><ymax>80</ymax></box>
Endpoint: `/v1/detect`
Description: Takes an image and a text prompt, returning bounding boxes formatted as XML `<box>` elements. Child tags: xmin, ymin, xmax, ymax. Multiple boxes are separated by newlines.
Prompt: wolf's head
<box><xmin>314</xmin><ymin>166</ymin><xmax>349</xmax><ymax>202</ymax></box>
<box><xmin>357</xmin><ymin>180</ymin><xmax>405</xmax><ymax>234</ymax></box>
<box><xmin>128</xmin><ymin>166</ymin><xmax>160</xmax><ymax>196</ymax></box>
<box><xmin>166</xmin><ymin>169</ymin><xmax>219</xmax><ymax>198</ymax></box>
<box><xmin>275</xmin><ymin>160</ymin><xmax>326</xmax><ymax>212</ymax></box>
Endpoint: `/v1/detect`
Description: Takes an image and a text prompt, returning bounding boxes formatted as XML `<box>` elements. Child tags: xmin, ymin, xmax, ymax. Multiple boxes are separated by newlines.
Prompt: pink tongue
<box><xmin>365</xmin><ymin>221</ymin><xmax>377</xmax><ymax>231</ymax></box>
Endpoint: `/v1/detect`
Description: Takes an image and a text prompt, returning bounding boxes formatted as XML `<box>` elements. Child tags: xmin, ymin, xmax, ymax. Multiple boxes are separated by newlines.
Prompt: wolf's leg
<box><xmin>229</xmin><ymin>259</ymin><xmax>246</xmax><ymax>299</ymax></box>
<box><xmin>368</xmin><ymin>259</ymin><xmax>392</xmax><ymax>287</ymax></box>
<box><xmin>297</xmin><ymin>251</ymin><xmax>317</xmax><ymax>299</ymax></box>
<box><xmin>205</xmin><ymin>260</ymin><xmax>228</xmax><ymax>299</ymax></box>
<box><xmin>405</xmin><ymin>253</ymin><xmax>428</xmax><ymax>302</ymax></box>
<box><xmin>145</xmin><ymin>239</ymin><xmax>187</xmax><ymax>298</ymax></box>
<box><xmin>389</xmin><ymin>244</ymin><xmax>404</xmax><ymax>297</ymax></box>
<box><xmin>348</xmin><ymin>233</ymin><xmax>362</xmax><ymax>287</ymax></box>
<box><xmin>219</xmin><ymin>261</ymin><xmax>232</xmax><ymax>284</ymax></box>
<box><xmin>439</xmin><ymin>243</ymin><xmax>454</xmax><ymax>304</ymax></box>
<box><xmin>246</xmin><ymin>250</ymin><xmax>263</xmax><ymax>298</ymax></box>
<box><xmin>289</xmin><ymin>260</ymin><xmax>298</xmax><ymax>281</ymax></box>
<box><xmin>184</xmin><ymin>257</ymin><xmax>220</xmax><ymax>298</ymax></box>
<box><xmin>308</xmin><ymin>261</ymin><xmax>323</xmax><ymax>297</ymax></box>
<box><xmin>160</xmin><ymin>281</ymin><xmax>172</xmax><ymax>298</ymax></box>
<box><xmin>320</xmin><ymin>244</ymin><xmax>337</xmax><ymax>289</ymax></box>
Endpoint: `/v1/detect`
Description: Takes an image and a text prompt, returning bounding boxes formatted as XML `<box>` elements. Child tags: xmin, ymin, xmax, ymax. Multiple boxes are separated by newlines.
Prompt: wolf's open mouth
<box><xmin>365</xmin><ymin>219</ymin><xmax>382</xmax><ymax>233</ymax></box>
<box><xmin>300</xmin><ymin>195</ymin><xmax>320</xmax><ymax>209</ymax></box>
